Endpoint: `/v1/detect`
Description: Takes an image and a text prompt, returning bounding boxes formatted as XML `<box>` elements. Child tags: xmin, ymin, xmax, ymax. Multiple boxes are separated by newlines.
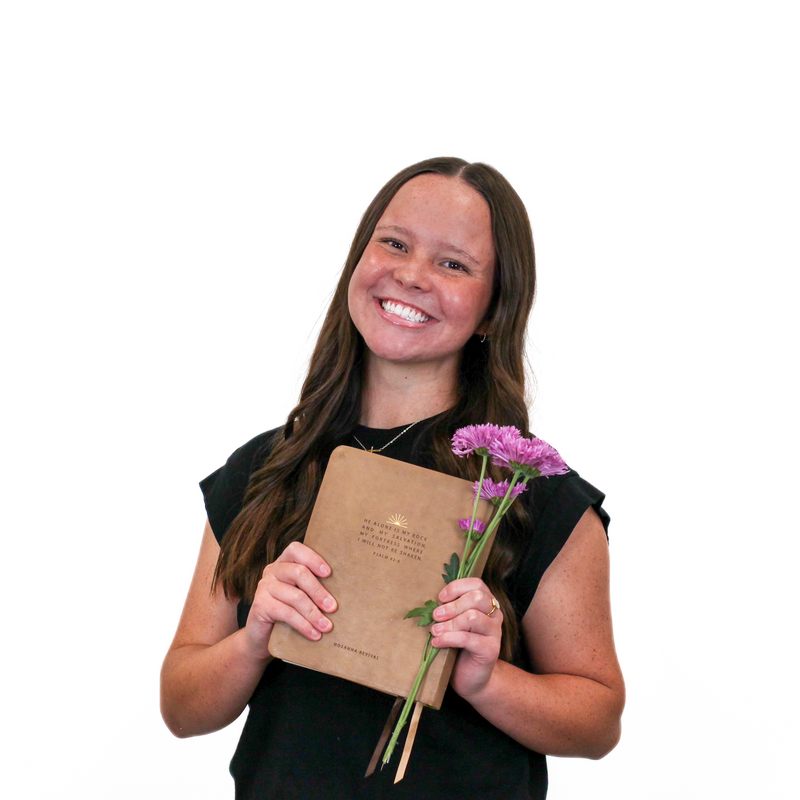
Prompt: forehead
<box><xmin>378</xmin><ymin>174</ymin><xmax>495</xmax><ymax>265</ymax></box>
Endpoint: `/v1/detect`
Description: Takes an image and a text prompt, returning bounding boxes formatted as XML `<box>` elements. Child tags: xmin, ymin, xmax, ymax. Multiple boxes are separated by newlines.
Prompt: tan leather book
<box><xmin>268</xmin><ymin>445</ymin><xmax>494</xmax><ymax>709</ymax></box>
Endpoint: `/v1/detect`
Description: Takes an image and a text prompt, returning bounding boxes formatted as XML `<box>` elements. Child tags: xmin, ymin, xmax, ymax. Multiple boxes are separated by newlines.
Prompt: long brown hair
<box><xmin>213</xmin><ymin>157</ymin><xmax>537</xmax><ymax>659</ymax></box>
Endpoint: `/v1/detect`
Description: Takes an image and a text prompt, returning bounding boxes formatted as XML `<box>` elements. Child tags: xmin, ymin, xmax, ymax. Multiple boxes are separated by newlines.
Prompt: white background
<box><xmin>2</xmin><ymin>1</ymin><xmax>798</xmax><ymax>797</ymax></box>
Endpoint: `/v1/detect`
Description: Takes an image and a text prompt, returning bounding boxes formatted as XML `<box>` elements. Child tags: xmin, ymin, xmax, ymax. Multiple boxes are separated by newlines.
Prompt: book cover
<box><xmin>267</xmin><ymin>445</ymin><xmax>493</xmax><ymax>709</ymax></box>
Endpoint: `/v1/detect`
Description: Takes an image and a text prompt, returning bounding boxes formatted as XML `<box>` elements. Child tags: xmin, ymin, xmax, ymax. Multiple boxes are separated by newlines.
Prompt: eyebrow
<box><xmin>375</xmin><ymin>224</ymin><xmax>482</xmax><ymax>268</ymax></box>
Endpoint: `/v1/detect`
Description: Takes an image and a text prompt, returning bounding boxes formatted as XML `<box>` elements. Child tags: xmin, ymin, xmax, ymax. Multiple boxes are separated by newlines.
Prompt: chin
<box><xmin>364</xmin><ymin>342</ymin><xmax>419</xmax><ymax>364</ymax></box>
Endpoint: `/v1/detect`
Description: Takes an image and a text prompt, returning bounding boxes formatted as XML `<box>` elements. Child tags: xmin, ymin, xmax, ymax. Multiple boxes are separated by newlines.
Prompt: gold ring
<box><xmin>486</xmin><ymin>596</ymin><xmax>500</xmax><ymax>617</ymax></box>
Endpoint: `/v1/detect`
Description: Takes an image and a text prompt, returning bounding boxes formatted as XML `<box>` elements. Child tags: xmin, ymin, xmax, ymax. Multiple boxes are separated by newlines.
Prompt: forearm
<box><xmin>465</xmin><ymin>659</ymin><xmax>624</xmax><ymax>759</ymax></box>
<box><xmin>160</xmin><ymin>627</ymin><xmax>272</xmax><ymax>738</ymax></box>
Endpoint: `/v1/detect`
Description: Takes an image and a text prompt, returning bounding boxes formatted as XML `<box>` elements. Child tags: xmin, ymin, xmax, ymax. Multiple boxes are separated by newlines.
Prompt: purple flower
<box><xmin>473</xmin><ymin>477</ymin><xmax>528</xmax><ymax>503</ymax></box>
<box><xmin>490</xmin><ymin>433</ymin><xmax>569</xmax><ymax>478</ymax></box>
<box><xmin>451</xmin><ymin>424</ymin><xmax>504</xmax><ymax>457</ymax></box>
<box><xmin>458</xmin><ymin>517</ymin><xmax>487</xmax><ymax>535</ymax></box>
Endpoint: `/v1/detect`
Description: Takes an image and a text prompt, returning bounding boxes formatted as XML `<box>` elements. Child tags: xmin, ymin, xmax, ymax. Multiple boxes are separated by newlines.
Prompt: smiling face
<box><xmin>347</xmin><ymin>174</ymin><xmax>496</xmax><ymax>378</ymax></box>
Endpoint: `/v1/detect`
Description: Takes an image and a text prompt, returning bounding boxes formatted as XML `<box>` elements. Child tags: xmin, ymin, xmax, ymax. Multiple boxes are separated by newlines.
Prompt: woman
<box><xmin>160</xmin><ymin>157</ymin><xmax>625</xmax><ymax>799</ymax></box>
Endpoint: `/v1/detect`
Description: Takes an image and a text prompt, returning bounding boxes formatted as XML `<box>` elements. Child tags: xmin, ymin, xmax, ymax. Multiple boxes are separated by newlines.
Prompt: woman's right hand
<box><xmin>243</xmin><ymin>541</ymin><xmax>337</xmax><ymax>659</ymax></box>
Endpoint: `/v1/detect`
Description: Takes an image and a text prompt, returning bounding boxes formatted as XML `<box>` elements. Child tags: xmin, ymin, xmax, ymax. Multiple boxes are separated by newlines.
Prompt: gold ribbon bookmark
<box><xmin>394</xmin><ymin>701</ymin><xmax>424</xmax><ymax>784</ymax></box>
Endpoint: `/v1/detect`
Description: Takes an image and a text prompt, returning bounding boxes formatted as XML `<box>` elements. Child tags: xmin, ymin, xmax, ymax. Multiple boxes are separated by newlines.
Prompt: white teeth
<box><xmin>381</xmin><ymin>300</ymin><xmax>430</xmax><ymax>323</ymax></box>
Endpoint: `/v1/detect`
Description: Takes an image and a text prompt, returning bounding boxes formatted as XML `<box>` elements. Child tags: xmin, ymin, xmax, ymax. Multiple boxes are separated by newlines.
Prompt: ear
<box><xmin>475</xmin><ymin>318</ymin><xmax>491</xmax><ymax>338</ymax></box>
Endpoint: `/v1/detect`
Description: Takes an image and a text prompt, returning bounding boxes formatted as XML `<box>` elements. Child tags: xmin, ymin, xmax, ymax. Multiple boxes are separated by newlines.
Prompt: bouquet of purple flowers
<box><xmin>380</xmin><ymin>423</ymin><xmax>569</xmax><ymax>772</ymax></box>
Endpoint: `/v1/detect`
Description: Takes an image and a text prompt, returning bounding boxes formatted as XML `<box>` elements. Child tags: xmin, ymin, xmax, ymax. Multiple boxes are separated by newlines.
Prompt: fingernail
<box><xmin>310</xmin><ymin>629</ymin><xmax>321</xmax><ymax>640</ymax></box>
<box><xmin>433</xmin><ymin>607</ymin><xmax>445</xmax><ymax>619</ymax></box>
<box><xmin>431</xmin><ymin>624</ymin><xmax>442</xmax><ymax>635</ymax></box>
<box><xmin>319</xmin><ymin>564</ymin><xmax>331</xmax><ymax>577</ymax></box>
<box><xmin>323</xmin><ymin>596</ymin><xmax>336</xmax><ymax>612</ymax></box>
<box><xmin>318</xmin><ymin>617</ymin><xmax>332</xmax><ymax>632</ymax></box>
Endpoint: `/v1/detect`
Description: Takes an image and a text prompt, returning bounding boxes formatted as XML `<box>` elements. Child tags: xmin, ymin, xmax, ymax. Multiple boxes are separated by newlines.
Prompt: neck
<box><xmin>359</xmin><ymin>356</ymin><xmax>458</xmax><ymax>428</ymax></box>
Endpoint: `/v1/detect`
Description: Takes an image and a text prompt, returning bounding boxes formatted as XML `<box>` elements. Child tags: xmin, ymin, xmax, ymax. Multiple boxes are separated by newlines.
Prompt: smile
<box><xmin>380</xmin><ymin>299</ymin><xmax>431</xmax><ymax>324</ymax></box>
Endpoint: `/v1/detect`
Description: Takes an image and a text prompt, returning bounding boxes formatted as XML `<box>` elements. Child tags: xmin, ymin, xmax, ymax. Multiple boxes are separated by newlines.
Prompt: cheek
<box><xmin>347</xmin><ymin>259</ymin><xmax>382</xmax><ymax>326</ymax></box>
<box><xmin>348</xmin><ymin>261</ymin><xmax>369</xmax><ymax>304</ymax></box>
<box><xmin>349</xmin><ymin>255</ymin><xmax>382</xmax><ymax>295</ymax></box>
<box><xmin>445</xmin><ymin>286</ymin><xmax>492</xmax><ymax>325</ymax></box>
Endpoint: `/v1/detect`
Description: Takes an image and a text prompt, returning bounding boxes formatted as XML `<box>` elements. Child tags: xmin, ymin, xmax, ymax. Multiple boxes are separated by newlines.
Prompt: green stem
<box><xmin>381</xmin><ymin>635</ymin><xmax>440</xmax><ymax>766</ymax></box>
<box><xmin>457</xmin><ymin>454</ymin><xmax>489</xmax><ymax>580</ymax></box>
<box><xmin>464</xmin><ymin>472</ymin><xmax>528</xmax><ymax>576</ymax></box>
<box><xmin>381</xmin><ymin>466</ymin><xmax>531</xmax><ymax>768</ymax></box>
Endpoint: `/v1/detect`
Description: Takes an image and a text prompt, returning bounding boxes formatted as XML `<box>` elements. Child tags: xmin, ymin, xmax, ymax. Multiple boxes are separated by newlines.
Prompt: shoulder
<box><xmin>526</xmin><ymin>468</ymin><xmax>610</xmax><ymax>538</ymax></box>
<box><xmin>199</xmin><ymin>427</ymin><xmax>283</xmax><ymax>544</ymax></box>
<box><xmin>506</xmin><ymin>467</ymin><xmax>610</xmax><ymax>617</ymax></box>
<box><xmin>200</xmin><ymin>428</ymin><xmax>281</xmax><ymax>487</ymax></box>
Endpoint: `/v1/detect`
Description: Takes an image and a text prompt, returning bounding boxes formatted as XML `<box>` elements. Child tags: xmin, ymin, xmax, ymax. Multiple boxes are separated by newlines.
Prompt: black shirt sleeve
<box><xmin>199</xmin><ymin>429</ymin><xmax>280</xmax><ymax>544</ymax></box>
<box><xmin>507</xmin><ymin>470</ymin><xmax>610</xmax><ymax>618</ymax></box>
<box><xmin>200</xmin><ymin>428</ymin><xmax>609</xmax><ymax>624</ymax></box>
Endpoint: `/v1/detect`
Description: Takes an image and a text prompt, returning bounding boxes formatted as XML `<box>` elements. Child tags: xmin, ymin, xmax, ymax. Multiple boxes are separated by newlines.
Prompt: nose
<box><xmin>392</xmin><ymin>255</ymin><xmax>430</xmax><ymax>292</ymax></box>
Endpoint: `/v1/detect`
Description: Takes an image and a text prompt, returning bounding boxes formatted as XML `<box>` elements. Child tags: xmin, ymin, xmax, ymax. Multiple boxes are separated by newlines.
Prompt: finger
<box><xmin>258</xmin><ymin>594</ymin><xmax>327</xmax><ymax>642</ymax></box>
<box><xmin>437</xmin><ymin>577</ymin><xmax>487</xmax><ymax>603</ymax></box>
<box><xmin>430</xmin><ymin>628</ymin><xmax>500</xmax><ymax>656</ymax></box>
<box><xmin>266</xmin><ymin>580</ymin><xmax>334</xmax><ymax>632</ymax></box>
<box><xmin>275</xmin><ymin>540</ymin><xmax>332</xmax><ymax>579</ymax></box>
<box><xmin>433</xmin><ymin>587</ymin><xmax>497</xmax><ymax>622</ymax></box>
<box><xmin>267</xmin><ymin>560</ymin><xmax>338</xmax><ymax>614</ymax></box>
<box><xmin>431</xmin><ymin>607</ymin><xmax>501</xmax><ymax>638</ymax></box>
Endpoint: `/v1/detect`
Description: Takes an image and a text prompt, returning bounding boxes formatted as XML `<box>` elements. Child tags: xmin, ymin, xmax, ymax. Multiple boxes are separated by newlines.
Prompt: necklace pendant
<box><xmin>351</xmin><ymin>419</ymin><xmax>421</xmax><ymax>455</ymax></box>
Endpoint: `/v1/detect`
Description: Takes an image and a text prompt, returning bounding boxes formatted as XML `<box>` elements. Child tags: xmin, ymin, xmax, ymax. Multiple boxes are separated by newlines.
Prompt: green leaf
<box><xmin>442</xmin><ymin>552</ymin><xmax>460</xmax><ymax>584</ymax></box>
<box><xmin>404</xmin><ymin>599</ymin><xmax>438</xmax><ymax>627</ymax></box>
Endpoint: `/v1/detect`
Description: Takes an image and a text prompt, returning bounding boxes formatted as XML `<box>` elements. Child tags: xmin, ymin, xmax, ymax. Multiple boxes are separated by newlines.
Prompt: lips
<box><xmin>379</xmin><ymin>299</ymin><xmax>432</xmax><ymax>324</ymax></box>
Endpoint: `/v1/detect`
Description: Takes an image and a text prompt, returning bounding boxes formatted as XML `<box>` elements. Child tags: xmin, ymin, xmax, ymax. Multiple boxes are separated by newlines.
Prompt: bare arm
<box><xmin>160</xmin><ymin>523</ymin><xmax>337</xmax><ymax>738</ymax></box>
<box><xmin>160</xmin><ymin>523</ymin><xmax>267</xmax><ymax>737</ymax></box>
<box><xmin>432</xmin><ymin>508</ymin><xmax>625</xmax><ymax>758</ymax></box>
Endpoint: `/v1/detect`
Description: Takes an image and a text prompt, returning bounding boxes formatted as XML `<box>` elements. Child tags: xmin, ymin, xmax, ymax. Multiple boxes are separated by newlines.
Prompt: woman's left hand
<box><xmin>430</xmin><ymin>577</ymin><xmax>503</xmax><ymax>701</ymax></box>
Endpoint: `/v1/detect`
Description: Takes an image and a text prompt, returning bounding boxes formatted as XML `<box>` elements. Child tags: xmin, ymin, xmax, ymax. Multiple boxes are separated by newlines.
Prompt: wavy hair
<box><xmin>213</xmin><ymin>157</ymin><xmax>537</xmax><ymax>659</ymax></box>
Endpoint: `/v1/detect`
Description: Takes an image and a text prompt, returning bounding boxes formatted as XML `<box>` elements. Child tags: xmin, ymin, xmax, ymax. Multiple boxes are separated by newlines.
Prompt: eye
<box><xmin>380</xmin><ymin>238</ymin><xmax>407</xmax><ymax>252</ymax></box>
<box><xmin>442</xmin><ymin>259</ymin><xmax>468</xmax><ymax>273</ymax></box>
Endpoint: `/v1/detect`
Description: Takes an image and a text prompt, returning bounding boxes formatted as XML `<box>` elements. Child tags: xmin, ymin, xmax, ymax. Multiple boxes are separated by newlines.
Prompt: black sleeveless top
<box><xmin>200</xmin><ymin>421</ymin><xmax>610</xmax><ymax>800</ymax></box>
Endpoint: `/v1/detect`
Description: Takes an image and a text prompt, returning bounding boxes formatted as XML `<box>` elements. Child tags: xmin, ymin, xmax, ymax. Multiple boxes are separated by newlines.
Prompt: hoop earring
<box><xmin>480</xmin><ymin>333</ymin><xmax>487</xmax><ymax>343</ymax></box>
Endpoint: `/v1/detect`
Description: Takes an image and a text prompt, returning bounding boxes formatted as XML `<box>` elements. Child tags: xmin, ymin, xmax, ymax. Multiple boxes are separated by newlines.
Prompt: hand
<box><xmin>430</xmin><ymin>577</ymin><xmax>503</xmax><ymax>700</ymax></box>
<box><xmin>243</xmin><ymin>541</ymin><xmax>337</xmax><ymax>659</ymax></box>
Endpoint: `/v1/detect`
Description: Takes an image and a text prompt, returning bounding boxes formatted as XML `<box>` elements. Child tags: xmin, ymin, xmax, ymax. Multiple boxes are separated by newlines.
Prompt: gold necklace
<box><xmin>351</xmin><ymin>419</ymin><xmax>421</xmax><ymax>453</ymax></box>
